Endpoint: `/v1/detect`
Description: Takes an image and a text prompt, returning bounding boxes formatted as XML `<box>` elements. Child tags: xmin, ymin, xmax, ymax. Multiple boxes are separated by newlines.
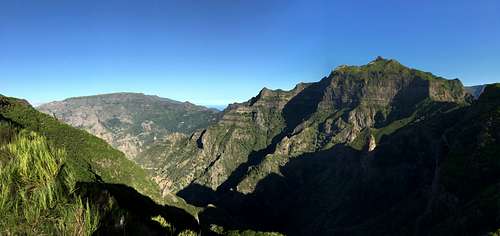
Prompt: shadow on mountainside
<box><xmin>211</xmin><ymin>76</ymin><xmax>440</xmax><ymax>199</ymax></box>
<box><xmin>213</xmin><ymin>78</ymin><xmax>330</xmax><ymax>195</ymax></box>
<box><xmin>76</xmin><ymin>182</ymin><xmax>200</xmax><ymax>235</ymax></box>
<box><xmin>377</xmin><ymin>78</ymin><xmax>429</xmax><ymax>127</ymax></box>
<box><xmin>176</xmin><ymin>76</ymin><xmax>440</xmax><ymax>235</ymax></box>
<box><xmin>179</xmin><ymin>144</ymin><xmax>366</xmax><ymax>235</ymax></box>
<box><xmin>178</xmin><ymin>132</ymin><xmax>434</xmax><ymax>235</ymax></box>
<box><xmin>177</xmin><ymin>97</ymin><xmax>500</xmax><ymax>235</ymax></box>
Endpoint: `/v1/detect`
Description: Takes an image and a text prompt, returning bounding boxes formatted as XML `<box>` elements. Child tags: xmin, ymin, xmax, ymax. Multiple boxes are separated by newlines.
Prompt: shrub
<box><xmin>0</xmin><ymin>130</ymin><xmax>99</xmax><ymax>235</ymax></box>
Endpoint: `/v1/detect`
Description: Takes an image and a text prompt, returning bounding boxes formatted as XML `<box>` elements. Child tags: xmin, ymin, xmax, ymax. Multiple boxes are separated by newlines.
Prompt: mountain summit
<box><xmin>150</xmin><ymin>57</ymin><xmax>469</xmax><ymax>195</ymax></box>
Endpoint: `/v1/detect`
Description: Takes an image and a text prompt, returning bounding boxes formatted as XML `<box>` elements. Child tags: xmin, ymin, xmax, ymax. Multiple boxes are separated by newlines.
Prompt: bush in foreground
<box><xmin>0</xmin><ymin>130</ymin><xmax>99</xmax><ymax>235</ymax></box>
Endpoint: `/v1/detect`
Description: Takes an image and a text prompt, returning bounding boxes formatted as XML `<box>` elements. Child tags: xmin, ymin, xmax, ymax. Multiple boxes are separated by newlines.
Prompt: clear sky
<box><xmin>1</xmin><ymin>0</ymin><xmax>499</xmax><ymax>107</ymax></box>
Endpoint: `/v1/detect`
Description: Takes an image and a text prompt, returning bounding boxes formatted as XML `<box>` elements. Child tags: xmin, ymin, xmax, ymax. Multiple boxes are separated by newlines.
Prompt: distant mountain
<box><xmin>206</xmin><ymin>104</ymin><xmax>229</xmax><ymax>111</ymax></box>
<box><xmin>37</xmin><ymin>93</ymin><xmax>221</xmax><ymax>161</ymax></box>
<box><xmin>465</xmin><ymin>84</ymin><xmax>487</xmax><ymax>99</ymax></box>
<box><xmin>143</xmin><ymin>57</ymin><xmax>500</xmax><ymax>235</ymax></box>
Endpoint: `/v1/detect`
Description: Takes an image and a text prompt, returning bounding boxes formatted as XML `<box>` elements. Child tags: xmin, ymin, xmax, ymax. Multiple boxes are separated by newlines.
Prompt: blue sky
<box><xmin>1</xmin><ymin>0</ymin><xmax>499</xmax><ymax>107</ymax></box>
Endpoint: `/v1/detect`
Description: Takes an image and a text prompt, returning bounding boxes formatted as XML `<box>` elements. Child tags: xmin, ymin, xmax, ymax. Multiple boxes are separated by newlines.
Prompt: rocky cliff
<box><xmin>148</xmin><ymin>57</ymin><xmax>470</xmax><ymax>198</ymax></box>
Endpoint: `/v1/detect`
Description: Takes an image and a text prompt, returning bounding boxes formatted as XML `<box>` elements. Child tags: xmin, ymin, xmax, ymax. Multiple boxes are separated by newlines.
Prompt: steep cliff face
<box><xmin>235</xmin><ymin>57</ymin><xmax>469</xmax><ymax>194</ymax></box>
<box><xmin>234</xmin><ymin>83</ymin><xmax>499</xmax><ymax>236</ymax></box>
<box><xmin>192</xmin><ymin>84</ymin><xmax>496</xmax><ymax>236</ymax></box>
<box><xmin>141</xmin><ymin>86</ymin><xmax>305</xmax><ymax>195</ymax></box>
<box><xmin>37</xmin><ymin>93</ymin><xmax>220</xmax><ymax>160</ymax></box>
<box><xmin>149</xmin><ymin>57</ymin><xmax>470</xmax><ymax>201</ymax></box>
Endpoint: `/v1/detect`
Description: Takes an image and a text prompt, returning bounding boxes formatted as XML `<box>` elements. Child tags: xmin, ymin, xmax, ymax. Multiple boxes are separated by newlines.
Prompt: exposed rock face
<box><xmin>367</xmin><ymin>134</ymin><xmax>376</xmax><ymax>151</ymax></box>
<box><xmin>141</xmin><ymin>87</ymin><xmax>303</xmax><ymax>193</ymax></box>
<box><xmin>37</xmin><ymin>93</ymin><xmax>220</xmax><ymax>161</ymax></box>
<box><xmin>147</xmin><ymin>58</ymin><xmax>469</xmax><ymax>198</ymax></box>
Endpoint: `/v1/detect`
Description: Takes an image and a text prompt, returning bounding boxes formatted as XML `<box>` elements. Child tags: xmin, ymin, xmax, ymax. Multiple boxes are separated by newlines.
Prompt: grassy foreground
<box><xmin>0</xmin><ymin>130</ymin><xmax>99</xmax><ymax>235</ymax></box>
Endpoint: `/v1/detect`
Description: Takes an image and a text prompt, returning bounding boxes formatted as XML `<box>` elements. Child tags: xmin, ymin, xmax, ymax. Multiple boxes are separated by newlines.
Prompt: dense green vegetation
<box><xmin>0</xmin><ymin>94</ymin><xmax>282</xmax><ymax>235</ymax></box>
<box><xmin>0</xmin><ymin>95</ymin><xmax>160</xmax><ymax>200</ymax></box>
<box><xmin>0</xmin><ymin>130</ymin><xmax>99</xmax><ymax>235</ymax></box>
<box><xmin>0</xmin><ymin>95</ymin><xmax>203</xmax><ymax>235</ymax></box>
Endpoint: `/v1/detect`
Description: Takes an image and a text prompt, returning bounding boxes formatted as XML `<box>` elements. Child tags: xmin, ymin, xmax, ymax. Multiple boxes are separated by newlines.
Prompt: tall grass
<box><xmin>0</xmin><ymin>130</ymin><xmax>99</xmax><ymax>235</ymax></box>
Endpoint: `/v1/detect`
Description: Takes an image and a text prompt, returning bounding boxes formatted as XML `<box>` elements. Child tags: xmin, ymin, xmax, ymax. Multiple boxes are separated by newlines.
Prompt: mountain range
<box><xmin>2</xmin><ymin>57</ymin><xmax>499</xmax><ymax>235</ymax></box>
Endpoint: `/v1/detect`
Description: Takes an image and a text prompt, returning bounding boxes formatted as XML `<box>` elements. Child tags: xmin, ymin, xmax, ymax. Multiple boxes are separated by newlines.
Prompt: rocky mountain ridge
<box><xmin>146</xmin><ymin>57</ymin><xmax>470</xmax><ymax>197</ymax></box>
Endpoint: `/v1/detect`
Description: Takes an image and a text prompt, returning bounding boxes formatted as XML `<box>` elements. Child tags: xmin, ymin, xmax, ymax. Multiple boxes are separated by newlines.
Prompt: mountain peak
<box><xmin>332</xmin><ymin>57</ymin><xmax>404</xmax><ymax>75</ymax></box>
<box><xmin>374</xmin><ymin>55</ymin><xmax>387</xmax><ymax>61</ymax></box>
<box><xmin>367</xmin><ymin>56</ymin><xmax>401</xmax><ymax>66</ymax></box>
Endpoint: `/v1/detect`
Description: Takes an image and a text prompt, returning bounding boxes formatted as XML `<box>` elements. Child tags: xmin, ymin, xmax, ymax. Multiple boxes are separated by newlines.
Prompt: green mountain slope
<box><xmin>1</xmin><ymin>95</ymin><xmax>159</xmax><ymax>197</ymax></box>
<box><xmin>148</xmin><ymin>57</ymin><xmax>469</xmax><ymax>196</ymax></box>
<box><xmin>0</xmin><ymin>129</ymin><xmax>99</xmax><ymax>234</ymax></box>
<box><xmin>37</xmin><ymin>93</ymin><xmax>220</xmax><ymax>161</ymax></box>
<box><xmin>0</xmin><ymin>95</ymin><xmax>200</xmax><ymax>235</ymax></box>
